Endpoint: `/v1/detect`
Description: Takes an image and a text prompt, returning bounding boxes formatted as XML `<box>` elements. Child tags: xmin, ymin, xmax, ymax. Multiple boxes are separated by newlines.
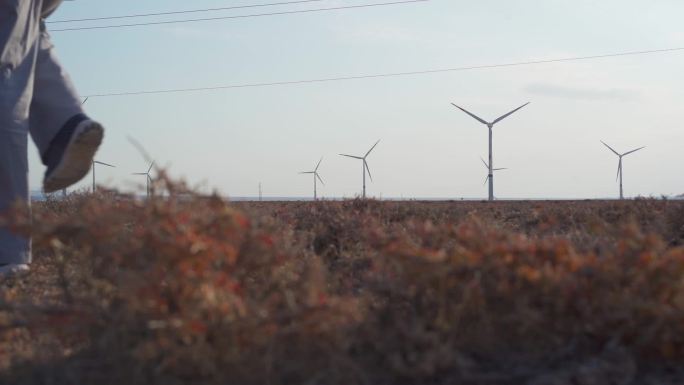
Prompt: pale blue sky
<box><xmin>32</xmin><ymin>0</ymin><xmax>684</xmax><ymax>199</ymax></box>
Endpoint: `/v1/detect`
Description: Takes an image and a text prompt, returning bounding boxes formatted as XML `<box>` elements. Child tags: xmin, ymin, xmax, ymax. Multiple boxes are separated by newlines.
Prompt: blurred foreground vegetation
<box><xmin>2</xmin><ymin>185</ymin><xmax>684</xmax><ymax>384</ymax></box>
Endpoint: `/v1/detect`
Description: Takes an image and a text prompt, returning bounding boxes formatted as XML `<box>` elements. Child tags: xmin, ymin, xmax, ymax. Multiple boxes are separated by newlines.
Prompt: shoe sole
<box><xmin>43</xmin><ymin>122</ymin><xmax>104</xmax><ymax>193</ymax></box>
<box><xmin>0</xmin><ymin>265</ymin><xmax>30</xmax><ymax>280</ymax></box>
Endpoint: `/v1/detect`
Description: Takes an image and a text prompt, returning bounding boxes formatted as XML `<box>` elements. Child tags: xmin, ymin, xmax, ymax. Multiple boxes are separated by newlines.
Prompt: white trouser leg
<box><xmin>29</xmin><ymin>24</ymin><xmax>84</xmax><ymax>157</ymax></box>
<box><xmin>0</xmin><ymin>0</ymin><xmax>41</xmax><ymax>264</ymax></box>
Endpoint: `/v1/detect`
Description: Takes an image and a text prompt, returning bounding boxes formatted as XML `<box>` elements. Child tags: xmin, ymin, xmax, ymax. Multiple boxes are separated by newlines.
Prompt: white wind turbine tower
<box><xmin>92</xmin><ymin>160</ymin><xmax>115</xmax><ymax>193</ymax></box>
<box><xmin>132</xmin><ymin>161</ymin><xmax>154</xmax><ymax>198</ymax></box>
<box><xmin>601</xmin><ymin>141</ymin><xmax>645</xmax><ymax>200</ymax></box>
<box><xmin>452</xmin><ymin>102</ymin><xmax>529</xmax><ymax>201</ymax></box>
<box><xmin>299</xmin><ymin>157</ymin><xmax>325</xmax><ymax>200</ymax></box>
<box><xmin>340</xmin><ymin>140</ymin><xmax>380</xmax><ymax>199</ymax></box>
<box><xmin>480</xmin><ymin>157</ymin><xmax>507</xmax><ymax>194</ymax></box>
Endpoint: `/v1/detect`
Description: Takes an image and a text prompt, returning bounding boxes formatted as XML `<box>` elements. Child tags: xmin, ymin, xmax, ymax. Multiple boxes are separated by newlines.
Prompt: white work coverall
<box><xmin>1</xmin><ymin>0</ymin><xmax>84</xmax><ymax>264</ymax></box>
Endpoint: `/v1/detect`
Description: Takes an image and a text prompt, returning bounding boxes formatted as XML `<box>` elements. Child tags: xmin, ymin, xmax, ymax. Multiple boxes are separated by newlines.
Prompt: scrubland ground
<box><xmin>2</xmin><ymin>188</ymin><xmax>684</xmax><ymax>385</ymax></box>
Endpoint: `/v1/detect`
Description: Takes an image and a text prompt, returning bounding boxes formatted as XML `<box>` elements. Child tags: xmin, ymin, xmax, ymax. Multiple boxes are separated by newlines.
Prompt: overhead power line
<box><xmin>48</xmin><ymin>0</ymin><xmax>337</xmax><ymax>24</ymax></box>
<box><xmin>82</xmin><ymin>47</ymin><xmax>684</xmax><ymax>98</ymax></box>
<box><xmin>51</xmin><ymin>0</ymin><xmax>429</xmax><ymax>32</ymax></box>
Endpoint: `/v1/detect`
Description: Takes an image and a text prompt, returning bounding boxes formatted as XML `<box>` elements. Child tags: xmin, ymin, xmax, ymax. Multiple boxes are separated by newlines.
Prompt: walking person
<box><xmin>1</xmin><ymin>0</ymin><xmax>104</xmax><ymax>278</ymax></box>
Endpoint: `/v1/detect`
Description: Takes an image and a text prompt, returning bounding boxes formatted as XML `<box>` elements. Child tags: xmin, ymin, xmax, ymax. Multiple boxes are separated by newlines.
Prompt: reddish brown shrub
<box><xmin>2</xmin><ymin>189</ymin><xmax>684</xmax><ymax>384</ymax></box>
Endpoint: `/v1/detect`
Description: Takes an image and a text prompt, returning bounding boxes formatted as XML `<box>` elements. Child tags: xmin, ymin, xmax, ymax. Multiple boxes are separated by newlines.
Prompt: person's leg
<box><xmin>0</xmin><ymin>118</ymin><xmax>31</xmax><ymax>265</ymax></box>
<box><xmin>0</xmin><ymin>0</ymin><xmax>43</xmax><ymax>266</ymax></box>
<box><xmin>30</xmin><ymin>23</ymin><xmax>104</xmax><ymax>194</ymax></box>
<box><xmin>29</xmin><ymin>25</ymin><xmax>85</xmax><ymax>157</ymax></box>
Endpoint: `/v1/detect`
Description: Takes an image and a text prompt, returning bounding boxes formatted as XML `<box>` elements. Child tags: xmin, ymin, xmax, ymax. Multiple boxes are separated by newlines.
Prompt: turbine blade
<box><xmin>316</xmin><ymin>173</ymin><xmax>325</xmax><ymax>186</ymax></box>
<box><xmin>616</xmin><ymin>159</ymin><xmax>622</xmax><ymax>182</ymax></box>
<box><xmin>339</xmin><ymin>154</ymin><xmax>363</xmax><ymax>160</ymax></box>
<box><xmin>132</xmin><ymin>173</ymin><xmax>147</xmax><ymax>175</ymax></box>
<box><xmin>623</xmin><ymin>146</ymin><xmax>646</xmax><ymax>156</ymax></box>
<box><xmin>365</xmin><ymin>139</ymin><xmax>381</xmax><ymax>158</ymax></box>
<box><xmin>601</xmin><ymin>141</ymin><xmax>620</xmax><ymax>156</ymax></box>
<box><xmin>147</xmin><ymin>161</ymin><xmax>155</xmax><ymax>174</ymax></box>
<box><xmin>314</xmin><ymin>157</ymin><xmax>323</xmax><ymax>172</ymax></box>
<box><xmin>451</xmin><ymin>103</ymin><xmax>489</xmax><ymax>125</ymax></box>
<box><xmin>492</xmin><ymin>102</ymin><xmax>530</xmax><ymax>125</ymax></box>
<box><xmin>300</xmin><ymin>172</ymin><xmax>315</xmax><ymax>174</ymax></box>
<box><xmin>94</xmin><ymin>161</ymin><xmax>115</xmax><ymax>167</ymax></box>
<box><xmin>483</xmin><ymin>175</ymin><xmax>490</xmax><ymax>186</ymax></box>
<box><xmin>364</xmin><ymin>160</ymin><xmax>374</xmax><ymax>182</ymax></box>
<box><xmin>480</xmin><ymin>157</ymin><xmax>489</xmax><ymax>169</ymax></box>
<box><xmin>493</xmin><ymin>168</ymin><xmax>508</xmax><ymax>171</ymax></box>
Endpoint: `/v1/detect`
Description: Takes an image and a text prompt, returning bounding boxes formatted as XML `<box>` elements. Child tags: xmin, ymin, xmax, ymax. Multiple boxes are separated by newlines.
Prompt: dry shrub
<box><xmin>2</xmin><ymin>187</ymin><xmax>362</xmax><ymax>385</ymax></box>
<box><xmin>2</xmin><ymin>186</ymin><xmax>684</xmax><ymax>385</ymax></box>
<box><xmin>363</xmin><ymin>217</ymin><xmax>684</xmax><ymax>382</ymax></box>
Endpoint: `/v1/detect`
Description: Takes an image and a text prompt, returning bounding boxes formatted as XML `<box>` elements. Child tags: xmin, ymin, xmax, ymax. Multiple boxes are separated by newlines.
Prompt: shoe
<box><xmin>0</xmin><ymin>264</ymin><xmax>30</xmax><ymax>279</ymax></box>
<box><xmin>43</xmin><ymin>114</ymin><xmax>104</xmax><ymax>193</ymax></box>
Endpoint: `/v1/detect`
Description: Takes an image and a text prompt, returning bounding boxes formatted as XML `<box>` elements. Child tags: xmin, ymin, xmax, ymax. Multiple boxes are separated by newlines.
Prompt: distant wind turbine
<box><xmin>452</xmin><ymin>102</ymin><xmax>529</xmax><ymax>201</ymax></box>
<box><xmin>340</xmin><ymin>140</ymin><xmax>380</xmax><ymax>199</ymax></box>
<box><xmin>299</xmin><ymin>157</ymin><xmax>325</xmax><ymax>200</ymax></box>
<box><xmin>480</xmin><ymin>157</ymin><xmax>507</xmax><ymax>189</ymax></box>
<box><xmin>92</xmin><ymin>160</ymin><xmax>115</xmax><ymax>193</ymax></box>
<box><xmin>132</xmin><ymin>161</ymin><xmax>154</xmax><ymax>197</ymax></box>
<box><xmin>601</xmin><ymin>141</ymin><xmax>645</xmax><ymax>200</ymax></box>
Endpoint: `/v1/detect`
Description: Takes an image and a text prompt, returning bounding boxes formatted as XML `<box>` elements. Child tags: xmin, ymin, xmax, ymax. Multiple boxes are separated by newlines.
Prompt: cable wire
<box><xmin>51</xmin><ymin>0</ymin><xmax>429</xmax><ymax>32</ymax></box>
<box><xmin>82</xmin><ymin>47</ymin><xmax>684</xmax><ymax>98</ymax></box>
<box><xmin>48</xmin><ymin>0</ymin><xmax>340</xmax><ymax>24</ymax></box>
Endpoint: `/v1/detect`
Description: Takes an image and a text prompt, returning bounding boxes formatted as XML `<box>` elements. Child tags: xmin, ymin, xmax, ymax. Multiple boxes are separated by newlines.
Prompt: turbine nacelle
<box><xmin>480</xmin><ymin>157</ymin><xmax>507</xmax><ymax>185</ymax></box>
<box><xmin>94</xmin><ymin>160</ymin><xmax>115</xmax><ymax>168</ymax></box>
<box><xmin>451</xmin><ymin>102</ymin><xmax>530</xmax><ymax>128</ymax></box>
<box><xmin>601</xmin><ymin>141</ymin><xmax>646</xmax><ymax>199</ymax></box>
<box><xmin>340</xmin><ymin>140</ymin><xmax>381</xmax><ymax>198</ymax></box>
<box><xmin>300</xmin><ymin>157</ymin><xmax>325</xmax><ymax>200</ymax></box>
<box><xmin>92</xmin><ymin>160</ymin><xmax>115</xmax><ymax>193</ymax></box>
<box><xmin>601</xmin><ymin>141</ymin><xmax>645</xmax><ymax>158</ymax></box>
<box><xmin>132</xmin><ymin>161</ymin><xmax>155</xmax><ymax>197</ymax></box>
<box><xmin>452</xmin><ymin>102</ymin><xmax>529</xmax><ymax>201</ymax></box>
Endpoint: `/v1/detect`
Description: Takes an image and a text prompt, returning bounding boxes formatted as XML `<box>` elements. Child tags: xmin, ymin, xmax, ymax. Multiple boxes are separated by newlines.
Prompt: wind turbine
<box><xmin>92</xmin><ymin>160</ymin><xmax>115</xmax><ymax>192</ymax></box>
<box><xmin>452</xmin><ymin>102</ymin><xmax>529</xmax><ymax>201</ymax></box>
<box><xmin>480</xmin><ymin>157</ymin><xmax>507</xmax><ymax>191</ymax></box>
<box><xmin>340</xmin><ymin>140</ymin><xmax>380</xmax><ymax>199</ymax></box>
<box><xmin>601</xmin><ymin>141</ymin><xmax>645</xmax><ymax>200</ymax></box>
<box><xmin>299</xmin><ymin>157</ymin><xmax>325</xmax><ymax>200</ymax></box>
<box><xmin>132</xmin><ymin>161</ymin><xmax>154</xmax><ymax>197</ymax></box>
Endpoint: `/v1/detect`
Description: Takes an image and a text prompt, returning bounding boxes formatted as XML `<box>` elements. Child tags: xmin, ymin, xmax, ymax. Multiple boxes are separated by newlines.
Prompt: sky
<box><xmin>32</xmin><ymin>0</ymin><xmax>684</xmax><ymax>199</ymax></box>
